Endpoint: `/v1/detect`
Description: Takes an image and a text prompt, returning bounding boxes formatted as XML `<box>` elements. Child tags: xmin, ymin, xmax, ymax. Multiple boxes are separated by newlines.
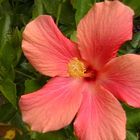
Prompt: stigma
<box><xmin>68</xmin><ymin>58</ymin><xmax>86</xmax><ymax>78</ymax></box>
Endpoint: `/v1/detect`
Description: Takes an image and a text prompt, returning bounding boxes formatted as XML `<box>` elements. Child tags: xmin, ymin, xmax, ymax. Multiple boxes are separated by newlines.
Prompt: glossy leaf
<box><xmin>0</xmin><ymin>13</ymin><xmax>11</xmax><ymax>48</ymax></box>
<box><xmin>0</xmin><ymin>79</ymin><xmax>17</xmax><ymax>108</ymax></box>
<box><xmin>71</xmin><ymin>0</ymin><xmax>95</xmax><ymax>24</ymax></box>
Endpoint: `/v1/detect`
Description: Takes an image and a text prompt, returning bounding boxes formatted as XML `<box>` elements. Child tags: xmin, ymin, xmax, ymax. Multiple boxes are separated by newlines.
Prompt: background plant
<box><xmin>0</xmin><ymin>0</ymin><xmax>140</xmax><ymax>139</ymax></box>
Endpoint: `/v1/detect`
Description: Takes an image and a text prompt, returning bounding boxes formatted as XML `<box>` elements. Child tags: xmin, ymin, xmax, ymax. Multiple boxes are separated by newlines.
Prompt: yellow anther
<box><xmin>68</xmin><ymin>58</ymin><xmax>86</xmax><ymax>77</ymax></box>
<box><xmin>4</xmin><ymin>129</ymin><xmax>16</xmax><ymax>140</ymax></box>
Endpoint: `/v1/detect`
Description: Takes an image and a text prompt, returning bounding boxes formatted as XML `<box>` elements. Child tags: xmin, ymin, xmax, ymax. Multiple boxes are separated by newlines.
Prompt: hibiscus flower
<box><xmin>19</xmin><ymin>1</ymin><xmax>140</xmax><ymax>140</ymax></box>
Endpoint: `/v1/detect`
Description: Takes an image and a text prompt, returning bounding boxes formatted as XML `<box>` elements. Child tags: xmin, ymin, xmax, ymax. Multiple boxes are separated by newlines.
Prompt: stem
<box><xmin>56</xmin><ymin>0</ymin><xmax>66</xmax><ymax>25</ymax></box>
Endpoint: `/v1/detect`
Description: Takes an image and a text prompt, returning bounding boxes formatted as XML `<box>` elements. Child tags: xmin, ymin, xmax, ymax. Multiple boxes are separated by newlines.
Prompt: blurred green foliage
<box><xmin>0</xmin><ymin>0</ymin><xmax>140</xmax><ymax>140</ymax></box>
<box><xmin>123</xmin><ymin>0</ymin><xmax>140</xmax><ymax>17</ymax></box>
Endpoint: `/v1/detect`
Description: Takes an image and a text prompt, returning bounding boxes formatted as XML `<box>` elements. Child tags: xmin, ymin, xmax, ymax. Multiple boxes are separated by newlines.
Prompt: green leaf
<box><xmin>70</xmin><ymin>31</ymin><xmax>77</xmax><ymax>42</ymax></box>
<box><xmin>0</xmin><ymin>103</ymin><xmax>16</xmax><ymax>122</ymax></box>
<box><xmin>0</xmin><ymin>28</ymin><xmax>21</xmax><ymax>81</ymax></box>
<box><xmin>126</xmin><ymin>131</ymin><xmax>138</xmax><ymax>140</ymax></box>
<box><xmin>123</xmin><ymin>105</ymin><xmax>140</xmax><ymax>131</ymax></box>
<box><xmin>59</xmin><ymin>0</ymin><xmax>75</xmax><ymax>25</ymax></box>
<box><xmin>123</xmin><ymin>0</ymin><xmax>140</xmax><ymax>17</ymax></box>
<box><xmin>32</xmin><ymin>0</ymin><xmax>44</xmax><ymax>18</ymax></box>
<box><xmin>10</xmin><ymin>112</ymin><xmax>30</xmax><ymax>140</ymax></box>
<box><xmin>32</xmin><ymin>131</ymin><xmax>67</xmax><ymax>140</ymax></box>
<box><xmin>11</xmin><ymin>0</ymin><xmax>33</xmax><ymax>27</ymax></box>
<box><xmin>0</xmin><ymin>64</ymin><xmax>15</xmax><ymax>82</ymax></box>
<box><xmin>0</xmin><ymin>13</ymin><xmax>11</xmax><ymax>48</ymax></box>
<box><xmin>72</xmin><ymin>0</ymin><xmax>95</xmax><ymax>24</ymax></box>
<box><xmin>0</xmin><ymin>36</ymin><xmax>21</xmax><ymax>69</ymax></box>
<box><xmin>9</xmin><ymin>28</ymin><xmax>22</xmax><ymax>66</ymax></box>
<box><xmin>43</xmin><ymin>0</ymin><xmax>75</xmax><ymax>25</ymax></box>
<box><xmin>42</xmin><ymin>0</ymin><xmax>59</xmax><ymax>16</ymax></box>
<box><xmin>0</xmin><ymin>0</ymin><xmax>5</xmax><ymax>4</ymax></box>
<box><xmin>25</xmin><ymin>79</ymin><xmax>42</xmax><ymax>93</ymax></box>
<box><xmin>0</xmin><ymin>79</ymin><xmax>17</xmax><ymax>108</ymax></box>
<box><xmin>130</xmin><ymin>32</ymin><xmax>140</xmax><ymax>48</ymax></box>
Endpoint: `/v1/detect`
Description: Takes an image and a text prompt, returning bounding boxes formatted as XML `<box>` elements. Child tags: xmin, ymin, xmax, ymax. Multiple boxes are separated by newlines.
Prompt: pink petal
<box><xmin>19</xmin><ymin>77</ymin><xmax>83</xmax><ymax>132</ymax></box>
<box><xmin>22</xmin><ymin>15</ymin><xmax>80</xmax><ymax>77</ymax></box>
<box><xmin>74</xmin><ymin>83</ymin><xmax>126</xmax><ymax>140</ymax></box>
<box><xmin>98</xmin><ymin>54</ymin><xmax>140</xmax><ymax>108</ymax></box>
<box><xmin>77</xmin><ymin>1</ymin><xmax>133</xmax><ymax>70</ymax></box>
